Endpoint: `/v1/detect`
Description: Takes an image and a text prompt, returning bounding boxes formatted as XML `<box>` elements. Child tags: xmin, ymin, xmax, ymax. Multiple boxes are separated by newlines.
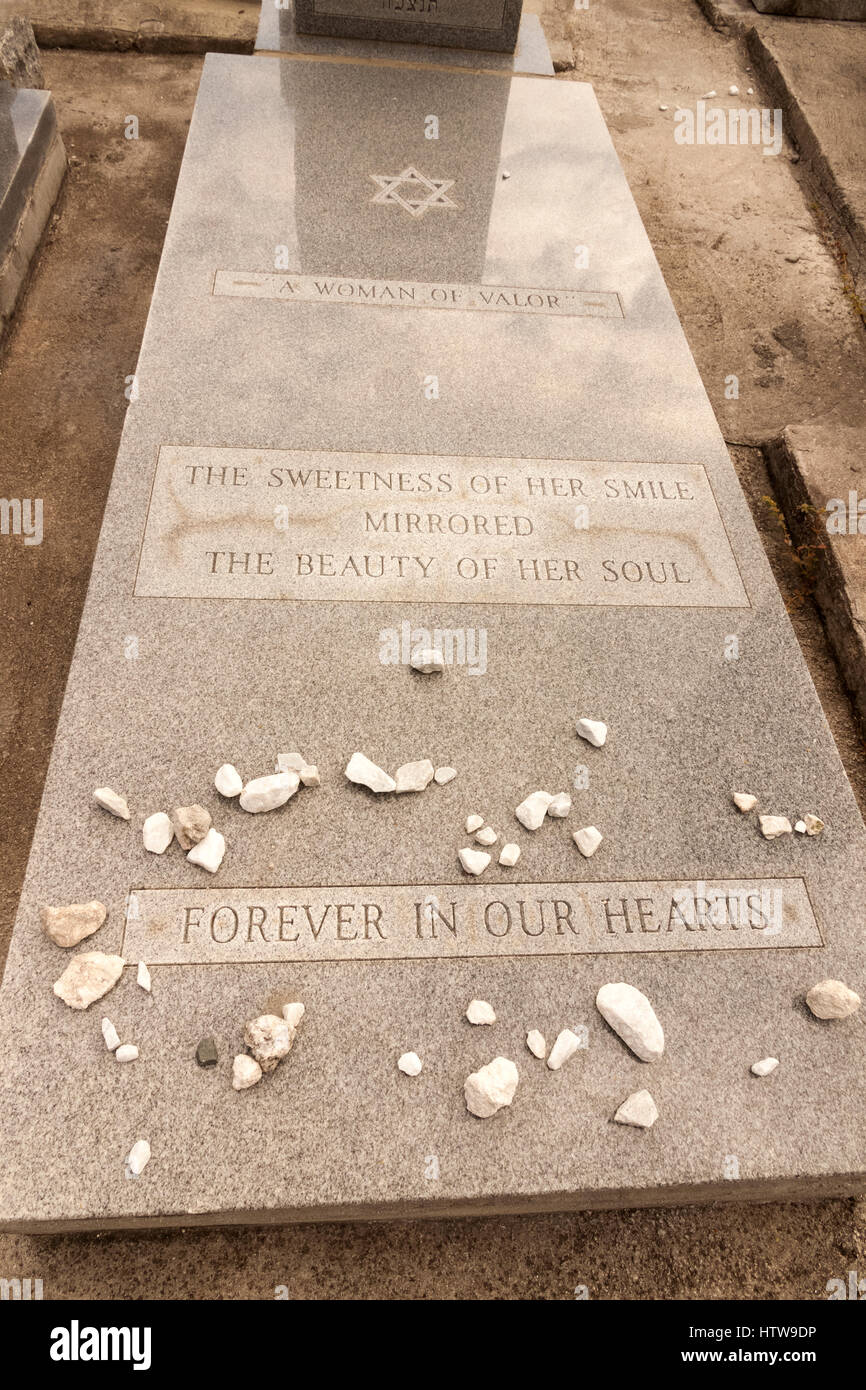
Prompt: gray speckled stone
<box><xmin>292</xmin><ymin>0</ymin><xmax>523</xmax><ymax>54</ymax></box>
<box><xmin>1</xmin><ymin>54</ymin><xmax>866</xmax><ymax>1233</ymax></box>
<box><xmin>256</xmin><ymin>0</ymin><xmax>553</xmax><ymax>74</ymax></box>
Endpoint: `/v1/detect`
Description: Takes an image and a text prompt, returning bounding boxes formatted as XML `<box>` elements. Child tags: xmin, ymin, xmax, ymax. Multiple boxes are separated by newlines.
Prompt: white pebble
<box><xmin>187</xmin><ymin>827</ymin><xmax>226</xmax><ymax>874</ymax></box>
<box><xmin>733</xmin><ymin>792</ymin><xmax>757</xmax><ymax>813</ymax></box>
<box><xmin>576</xmin><ymin>718</ymin><xmax>607</xmax><ymax>748</ymax></box>
<box><xmin>395</xmin><ymin>759</ymin><xmax>435</xmax><ymax>793</ymax></box>
<box><xmin>547</xmin><ymin>1028</ymin><xmax>581</xmax><ymax>1071</ymax></box>
<box><xmin>728</xmin><ymin>85</ymin><xmax>739</xmax><ymax>95</ymax></box>
<box><xmin>596</xmin><ymin>982</ymin><xmax>664</xmax><ymax>1061</ymax></box>
<box><xmin>345</xmin><ymin>752</ymin><xmax>396</xmax><ymax>794</ymax></box>
<box><xmin>760</xmin><ymin>815</ymin><xmax>792</xmax><ymax>839</ymax></box>
<box><xmin>94</xmin><ymin>787</ymin><xmax>130</xmax><ymax>820</ymax></box>
<box><xmin>466</xmin><ymin>999</ymin><xmax>496</xmax><ymax>1025</ymax></box>
<box><xmin>499</xmin><ymin>842</ymin><xmax>521</xmax><ymax>867</ymax></box>
<box><xmin>515</xmin><ymin>791</ymin><xmax>553</xmax><ymax>831</ymax></box>
<box><xmin>794</xmin><ymin>820</ymin><xmax>807</xmax><ymax>834</ymax></box>
<box><xmin>702</xmin><ymin>90</ymin><xmax>717</xmax><ymax>98</ymax></box>
<box><xmin>573</xmin><ymin>825</ymin><xmax>603</xmax><ymax>858</ymax></box>
<box><xmin>747</xmin><ymin>87</ymin><xmax>754</xmax><ymax>95</ymax></box>
<box><xmin>232</xmin><ymin>1054</ymin><xmax>262</xmax><ymax>1090</ymax></box>
<box><xmin>240</xmin><ymin>771</ymin><xmax>299</xmax><ymax>813</ymax></box>
<box><xmin>465</xmin><ymin>814</ymin><xmax>484</xmax><ymax>833</ymax></box>
<box><xmin>125</xmin><ymin>1139</ymin><xmax>150</xmax><ymax>1177</ymax></box>
<box><xmin>115</xmin><ymin>1044</ymin><xmax>139</xmax><ymax>1064</ymax></box>
<box><xmin>410</xmin><ymin>647</ymin><xmax>445</xmax><ymax>674</ymax></box>
<box><xmin>805</xmin><ymin>979</ymin><xmax>860</xmax><ymax>1020</ymax></box>
<box><xmin>659</xmin><ymin>104</ymin><xmax>668</xmax><ymax>111</ymax></box>
<box><xmin>526</xmin><ymin>1029</ymin><xmax>546</xmax><ymax>1059</ymax></box>
<box><xmin>136</xmin><ymin>961</ymin><xmax>151</xmax><ymax>993</ymax></box>
<box><xmin>142</xmin><ymin>811</ymin><xmax>173</xmax><ymax>854</ymax></box>
<box><xmin>614</xmin><ymin>1089</ymin><xmax>658</xmax><ymax>1129</ymax></box>
<box><xmin>282</xmin><ymin>1001</ymin><xmax>305</xmax><ymax>1030</ymax></box>
<box><xmin>398</xmin><ymin>1051</ymin><xmax>423</xmax><ymax>1076</ymax></box>
<box><xmin>101</xmin><ymin>1017</ymin><xmax>120</xmax><ymax>1051</ymax></box>
<box><xmin>300</xmin><ymin>764</ymin><xmax>320</xmax><ymax>787</ymax></box>
<box><xmin>53</xmin><ymin>952</ymin><xmax>125</xmax><ymax>1010</ymax></box>
<box><xmin>276</xmin><ymin>751</ymin><xmax>306</xmax><ymax>774</ymax></box>
<box><xmin>548</xmin><ymin>792</ymin><xmax>571</xmax><ymax>818</ymax></box>
<box><xmin>464</xmin><ymin>1057</ymin><xmax>519</xmax><ymax>1118</ymax></box>
<box><xmin>751</xmin><ymin>1057</ymin><xmax>779</xmax><ymax>1077</ymax></box>
<box><xmin>434</xmin><ymin>766</ymin><xmax>457</xmax><ymax>785</ymax></box>
<box><xmin>803</xmin><ymin>814</ymin><xmax>824</xmax><ymax>836</ymax></box>
<box><xmin>458</xmin><ymin>847</ymin><xmax>491</xmax><ymax>876</ymax></box>
<box><xmin>475</xmin><ymin>826</ymin><xmax>497</xmax><ymax>846</ymax></box>
<box><xmin>214</xmin><ymin>763</ymin><xmax>243</xmax><ymax>797</ymax></box>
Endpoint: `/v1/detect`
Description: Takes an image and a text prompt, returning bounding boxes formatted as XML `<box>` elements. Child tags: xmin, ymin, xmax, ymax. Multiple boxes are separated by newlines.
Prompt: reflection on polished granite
<box><xmin>256</xmin><ymin>0</ymin><xmax>553</xmax><ymax>74</ymax></box>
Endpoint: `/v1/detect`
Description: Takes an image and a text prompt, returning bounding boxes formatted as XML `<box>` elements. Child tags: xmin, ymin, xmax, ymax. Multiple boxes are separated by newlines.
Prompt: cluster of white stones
<box><xmin>345</xmin><ymin>750</ymin><xmax>456</xmax><ymax>795</ymax></box>
<box><xmin>732</xmin><ymin>792</ymin><xmax>825</xmax><ymax>840</ymax></box>
<box><xmin>232</xmin><ymin>1001</ymin><xmax>305</xmax><ymax>1091</ymax></box>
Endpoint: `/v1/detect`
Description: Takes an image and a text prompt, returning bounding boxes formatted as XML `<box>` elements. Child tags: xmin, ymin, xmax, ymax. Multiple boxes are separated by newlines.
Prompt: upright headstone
<box><xmin>1</xmin><ymin>53</ymin><xmax>865</xmax><ymax>1232</ymax></box>
<box><xmin>293</xmin><ymin>0</ymin><xmax>524</xmax><ymax>52</ymax></box>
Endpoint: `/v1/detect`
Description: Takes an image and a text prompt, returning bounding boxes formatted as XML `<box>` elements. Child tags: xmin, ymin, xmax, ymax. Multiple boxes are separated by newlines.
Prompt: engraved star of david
<box><xmin>370</xmin><ymin>166</ymin><xmax>457</xmax><ymax>219</ymax></box>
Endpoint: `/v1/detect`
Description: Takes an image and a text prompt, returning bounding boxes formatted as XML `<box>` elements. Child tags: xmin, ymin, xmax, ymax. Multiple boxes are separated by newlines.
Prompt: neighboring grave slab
<box><xmin>1</xmin><ymin>54</ymin><xmax>865</xmax><ymax>1232</ymax></box>
<box><xmin>256</xmin><ymin>0</ymin><xmax>553</xmax><ymax>74</ymax></box>
<box><xmin>0</xmin><ymin>82</ymin><xmax>66</xmax><ymax>337</ymax></box>
<box><xmin>293</xmin><ymin>0</ymin><xmax>523</xmax><ymax>53</ymax></box>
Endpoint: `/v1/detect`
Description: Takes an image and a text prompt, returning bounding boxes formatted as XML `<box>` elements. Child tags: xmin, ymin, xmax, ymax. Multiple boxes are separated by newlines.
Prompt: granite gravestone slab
<box><xmin>0</xmin><ymin>53</ymin><xmax>865</xmax><ymax>1232</ymax></box>
<box><xmin>292</xmin><ymin>0</ymin><xmax>523</xmax><ymax>53</ymax></box>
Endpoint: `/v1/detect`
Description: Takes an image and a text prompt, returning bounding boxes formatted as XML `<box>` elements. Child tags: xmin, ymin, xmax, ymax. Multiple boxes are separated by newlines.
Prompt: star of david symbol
<box><xmin>370</xmin><ymin>166</ymin><xmax>458</xmax><ymax>219</ymax></box>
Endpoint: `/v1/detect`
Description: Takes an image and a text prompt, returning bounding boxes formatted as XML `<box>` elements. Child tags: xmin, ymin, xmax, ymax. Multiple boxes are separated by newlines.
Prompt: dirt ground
<box><xmin>1</xmin><ymin>5</ymin><xmax>866</xmax><ymax>1297</ymax></box>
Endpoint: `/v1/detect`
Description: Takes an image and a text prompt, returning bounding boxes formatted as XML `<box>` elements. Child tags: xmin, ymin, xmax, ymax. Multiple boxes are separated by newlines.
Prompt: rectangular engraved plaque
<box><xmin>122</xmin><ymin>878</ymin><xmax>820</xmax><ymax>964</ymax></box>
<box><xmin>212</xmin><ymin>271</ymin><xmax>624</xmax><ymax>320</ymax></box>
<box><xmin>134</xmin><ymin>446</ymin><xmax>748</xmax><ymax>607</ymax></box>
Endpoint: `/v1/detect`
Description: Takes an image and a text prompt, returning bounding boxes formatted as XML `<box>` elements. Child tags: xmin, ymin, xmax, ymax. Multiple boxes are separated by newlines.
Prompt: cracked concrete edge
<box><xmin>765</xmin><ymin>423</ymin><xmax>866</xmax><ymax>733</ymax></box>
<box><xmin>695</xmin><ymin>0</ymin><xmax>866</xmax><ymax>288</ymax></box>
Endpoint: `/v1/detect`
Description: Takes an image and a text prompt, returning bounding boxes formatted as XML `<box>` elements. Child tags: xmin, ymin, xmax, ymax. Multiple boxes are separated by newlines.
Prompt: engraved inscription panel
<box><xmin>311</xmin><ymin>0</ymin><xmax>507</xmax><ymax>32</ymax></box>
<box><xmin>122</xmin><ymin>879</ymin><xmax>821</xmax><ymax>964</ymax></box>
<box><xmin>134</xmin><ymin>447</ymin><xmax>748</xmax><ymax>607</ymax></box>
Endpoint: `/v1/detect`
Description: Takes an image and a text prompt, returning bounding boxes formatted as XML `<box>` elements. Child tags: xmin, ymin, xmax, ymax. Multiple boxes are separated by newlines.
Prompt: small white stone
<box><xmin>142</xmin><ymin>811</ymin><xmax>173</xmax><ymax>854</ymax></box>
<box><xmin>573</xmin><ymin>825</ymin><xmax>603</xmax><ymax>858</ymax></box>
<box><xmin>137</xmin><ymin>961</ymin><xmax>151</xmax><ymax>993</ymax></box>
<box><xmin>187</xmin><ymin>827</ymin><xmax>226</xmax><ymax>874</ymax></box>
<box><xmin>53</xmin><ymin>952</ymin><xmax>125</xmax><ymax>1010</ymax></box>
<box><xmin>232</xmin><ymin>1054</ymin><xmax>262</xmax><ymax>1090</ymax></box>
<box><xmin>398</xmin><ymin>1051</ymin><xmax>423</xmax><ymax>1076</ymax></box>
<box><xmin>596</xmin><ymin>982</ymin><xmax>664</xmax><ymax>1061</ymax></box>
<box><xmin>794</xmin><ymin>820</ymin><xmax>807</xmax><ymax>834</ymax></box>
<box><xmin>244</xmin><ymin>1014</ymin><xmax>293</xmax><ymax>1072</ymax></box>
<box><xmin>526</xmin><ymin>1029</ymin><xmax>546</xmax><ymax>1059</ymax></box>
<box><xmin>41</xmin><ymin>900</ymin><xmax>106</xmax><ymax>949</ymax></box>
<box><xmin>125</xmin><ymin>1139</ymin><xmax>151</xmax><ymax>1177</ymax></box>
<box><xmin>214</xmin><ymin>763</ymin><xmax>243</xmax><ymax>797</ymax></box>
<box><xmin>614</xmin><ymin>1089</ymin><xmax>658</xmax><ymax>1129</ymax></box>
<box><xmin>805</xmin><ymin>979</ymin><xmax>861</xmax><ymax>1020</ymax></box>
<box><xmin>395</xmin><ymin>759</ymin><xmax>435</xmax><ymax>793</ymax></box>
<box><xmin>94</xmin><ymin>787</ymin><xmax>130</xmax><ymax>820</ymax></box>
<box><xmin>282</xmin><ymin>1001</ymin><xmax>305</xmax><ymax>1030</ymax></box>
<box><xmin>410</xmin><ymin>647</ymin><xmax>445</xmax><ymax>674</ymax></box>
<box><xmin>276</xmin><ymin>752</ymin><xmax>306</xmax><ymax>774</ymax></box>
<box><xmin>434</xmin><ymin>766</ymin><xmax>457</xmax><ymax>785</ymax></box>
<box><xmin>659</xmin><ymin>104</ymin><xmax>668</xmax><ymax>111</ymax></box>
<box><xmin>751</xmin><ymin>1057</ymin><xmax>779</xmax><ymax>1077</ymax></box>
<box><xmin>101</xmin><ymin>1017</ymin><xmax>121</xmax><ymax>1051</ymax></box>
<box><xmin>464</xmin><ymin>1057</ymin><xmax>519</xmax><ymax>1118</ymax></box>
<box><xmin>345</xmin><ymin>752</ymin><xmax>396</xmax><ymax>793</ymax></box>
<box><xmin>515</xmin><ymin>791</ymin><xmax>553</xmax><ymax>830</ymax></box>
<box><xmin>760</xmin><ymin>815</ymin><xmax>792</xmax><ymax>840</ymax></box>
<box><xmin>702</xmin><ymin>90</ymin><xmax>717</xmax><ymax>98</ymax></box>
<box><xmin>239</xmin><ymin>771</ymin><xmax>299</xmax><ymax>813</ymax></box>
<box><xmin>499</xmin><ymin>842</ymin><xmax>521</xmax><ymax>867</ymax></box>
<box><xmin>548</xmin><ymin>793</ymin><xmax>572</xmax><ymax>818</ymax></box>
<box><xmin>466</xmin><ymin>999</ymin><xmax>496</xmax><ymax>1025</ymax></box>
<box><xmin>728</xmin><ymin>84</ymin><xmax>739</xmax><ymax>95</ymax></box>
<box><xmin>547</xmin><ymin>1028</ymin><xmax>581</xmax><ymax>1071</ymax></box>
<box><xmin>458</xmin><ymin>847</ymin><xmax>491</xmax><ymax>876</ymax></box>
<box><xmin>803</xmin><ymin>814</ymin><xmax>824</xmax><ymax>837</ymax></box>
<box><xmin>115</xmin><ymin>1043</ymin><xmax>139</xmax><ymax>1064</ymax></box>
<box><xmin>733</xmin><ymin>792</ymin><xmax>757</xmax><ymax>813</ymax></box>
<box><xmin>576</xmin><ymin>718</ymin><xmax>607</xmax><ymax>748</ymax></box>
<box><xmin>300</xmin><ymin>764</ymin><xmax>320</xmax><ymax>787</ymax></box>
<box><xmin>475</xmin><ymin>825</ymin><xmax>497</xmax><ymax>846</ymax></box>
<box><xmin>747</xmin><ymin>87</ymin><xmax>754</xmax><ymax>94</ymax></box>
<box><xmin>465</xmin><ymin>814</ymin><xmax>484</xmax><ymax>833</ymax></box>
